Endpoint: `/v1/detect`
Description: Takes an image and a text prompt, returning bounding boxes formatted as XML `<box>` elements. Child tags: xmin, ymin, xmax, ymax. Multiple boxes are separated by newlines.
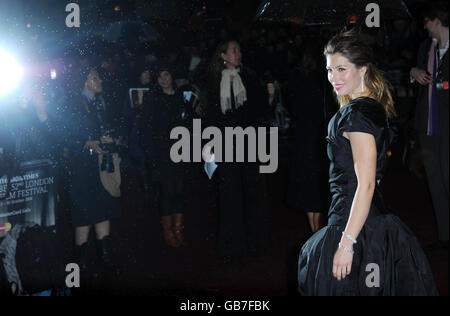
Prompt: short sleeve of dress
<box><xmin>337</xmin><ymin>99</ymin><xmax>386</xmax><ymax>138</ymax></box>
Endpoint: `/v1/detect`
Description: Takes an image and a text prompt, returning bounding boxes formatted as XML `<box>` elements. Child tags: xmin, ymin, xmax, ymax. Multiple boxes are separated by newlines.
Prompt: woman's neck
<box><xmin>163</xmin><ymin>87</ymin><xmax>175</xmax><ymax>95</ymax></box>
<box><xmin>350</xmin><ymin>91</ymin><xmax>372</xmax><ymax>101</ymax></box>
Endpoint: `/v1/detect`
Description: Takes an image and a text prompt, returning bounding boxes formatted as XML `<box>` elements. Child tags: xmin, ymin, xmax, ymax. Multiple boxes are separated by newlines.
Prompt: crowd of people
<box><xmin>0</xmin><ymin>1</ymin><xmax>447</xmax><ymax>296</ymax></box>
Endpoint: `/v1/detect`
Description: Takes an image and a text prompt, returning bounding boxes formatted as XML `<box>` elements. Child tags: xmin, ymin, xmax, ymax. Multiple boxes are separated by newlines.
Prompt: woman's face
<box><xmin>86</xmin><ymin>70</ymin><xmax>103</xmax><ymax>93</ymax></box>
<box><xmin>140</xmin><ymin>70</ymin><xmax>151</xmax><ymax>86</ymax></box>
<box><xmin>326</xmin><ymin>53</ymin><xmax>366</xmax><ymax>98</ymax></box>
<box><xmin>157</xmin><ymin>71</ymin><xmax>173</xmax><ymax>90</ymax></box>
<box><xmin>221</xmin><ymin>41</ymin><xmax>242</xmax><ymax>69</ymax></box>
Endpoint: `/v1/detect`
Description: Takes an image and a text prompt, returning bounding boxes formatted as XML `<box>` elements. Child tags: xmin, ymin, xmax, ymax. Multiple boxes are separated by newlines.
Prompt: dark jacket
<box><xmin>67</xmin><ymin>93</ymin><xmax>111</xmax><ymax>155</ymax></box>
<box><xmin>203</xmin><ymin>67</ymin><xmax>271</xmax><ymax>129</ymax></box>
<box><xmin>63</xmin><ymin>92</ymin><xmax>121</xmax><ymax>223</ymax></box>
<box><xmin>414</xmin><ymin>38</ymin><xmax>449</xmax><ymax>136</ymax></box>
<box><xmin>140</xmin><ymin>89</ymin><xmax>188</xmax><ymax>179</ymax></box>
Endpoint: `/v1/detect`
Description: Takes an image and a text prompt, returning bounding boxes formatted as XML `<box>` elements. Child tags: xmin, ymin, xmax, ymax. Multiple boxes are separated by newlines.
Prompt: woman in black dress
<box><xmin>298</xmin><ymin>31</ymin><xmax>438</xmax><ymax>295</ymax></box>
<box><xmin>140</xmin><ymin>65</ymin><xmax>188</xmax><ymax>248</ymax></box>
<box><xmin>68</xmin><ymin>68</ymin><xmax>121</xmax><ymax>272</ymax></box>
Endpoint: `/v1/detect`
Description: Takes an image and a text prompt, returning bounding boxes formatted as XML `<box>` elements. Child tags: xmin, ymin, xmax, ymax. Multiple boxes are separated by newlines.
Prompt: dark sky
<box><xmin>0</xmin><ymin>0</ymin><xmax>431</xmax><ymax>60</ymax></box>
<box><xmin>0</xmin><ymin>0</ymin><xmax>262</xmax><ymax>37</ymax></box>
<box><xmin>0</xmin><ymin>0</ymin><xmax>263</xmax><ymax>56</ymax></box>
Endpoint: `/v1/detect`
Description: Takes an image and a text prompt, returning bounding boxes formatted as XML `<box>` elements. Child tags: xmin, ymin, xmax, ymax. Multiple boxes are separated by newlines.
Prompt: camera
<box><xmin>100</xmin><ymin>142</ymin><xmax>118</xmax><ymax>173</ymax></box>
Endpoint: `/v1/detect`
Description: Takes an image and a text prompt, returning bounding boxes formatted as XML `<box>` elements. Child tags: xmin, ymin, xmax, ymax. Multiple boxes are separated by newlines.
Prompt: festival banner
<box><xmin>0</xmin><ymin>159</ymin><xmax>57</xmax><ymax>238</ymax></box>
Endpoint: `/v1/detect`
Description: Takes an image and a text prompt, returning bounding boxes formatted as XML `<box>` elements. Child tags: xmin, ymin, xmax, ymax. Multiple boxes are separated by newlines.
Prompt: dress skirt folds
<box><xmin>69</xmin><ymin>151</ymin><xmax>120</xmax><ymax>227</ymax></box>
<box><xmin>298</xmin><ymin>97</ymin><xmax>438</xmax><ymax>296</ymax></box>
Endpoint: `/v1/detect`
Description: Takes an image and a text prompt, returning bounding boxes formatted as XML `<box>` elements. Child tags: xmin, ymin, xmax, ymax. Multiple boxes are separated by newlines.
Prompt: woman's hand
<box><xmin>202</xmin><ymin>145</ymin><xmax>214</xmax><ymax>162</ymax></box>
<box><xmin>332</xmin><ymin>240</ymin><xmax>354</xmax><ymax>281</ymax></box>
<box><xmin>85</xmin><ymin>140</ymin><xmax>105</xmax><ymax>155</ymax></box>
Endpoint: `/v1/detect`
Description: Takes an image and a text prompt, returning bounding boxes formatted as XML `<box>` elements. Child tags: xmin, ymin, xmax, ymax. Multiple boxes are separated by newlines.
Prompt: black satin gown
<box><xmin>298</xmin><ymin>97</ymin><xmax>438</xmax><ymax>296</ymax></box>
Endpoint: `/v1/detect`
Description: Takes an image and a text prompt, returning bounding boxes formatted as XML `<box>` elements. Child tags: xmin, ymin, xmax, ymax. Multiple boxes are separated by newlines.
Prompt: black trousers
<box><xmin>215</xmin><ymin>163</ymin><xmax>269</xmax><ymax>257</ymax></box>
<box><xmin>419</xmin><ymin>132</ymin><xmax>449</xmax><ymax>241</ymax></box>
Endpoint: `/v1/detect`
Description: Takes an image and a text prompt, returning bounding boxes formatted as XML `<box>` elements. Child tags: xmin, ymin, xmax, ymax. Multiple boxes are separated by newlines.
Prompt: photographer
<box><xmin>16</xmin><ymin>81</ymin><xmax>59</xmax><ymax>162</ymax></box>
<box><xmin>66</xmin><ymin>67</ymin><xmax>122</xmax><ymax>275</ymax></box>
<box><xmin>0</xmin><ymin>80</ymin><xmax>57</xmax><ymax>200</ymax></box>
<box><xmin>0</xmin><ymin>116</ymin><xmax>15</xmax><ymax>201</ymax></box>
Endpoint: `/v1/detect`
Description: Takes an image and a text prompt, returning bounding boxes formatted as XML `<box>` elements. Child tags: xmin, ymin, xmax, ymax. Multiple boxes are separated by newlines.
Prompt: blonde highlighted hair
<box><xmin>324</xmin><ymin>30</ymin><xmax>396</xmax><ymax>118</ymax></box>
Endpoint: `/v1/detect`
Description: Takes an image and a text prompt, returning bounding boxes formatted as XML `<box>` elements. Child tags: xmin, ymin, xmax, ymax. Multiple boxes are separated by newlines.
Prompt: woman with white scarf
<box><xmin>200</xmin><ymin>40</ymin><xmax>274</xmax><ymax>265</ymax></box>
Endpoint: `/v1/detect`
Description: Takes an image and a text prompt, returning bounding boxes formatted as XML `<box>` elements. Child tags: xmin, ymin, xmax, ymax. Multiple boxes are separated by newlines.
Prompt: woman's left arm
<box><xmin>332</xmin><ymin>131</ymin><xmax>377</xmax><ymax>280</ymax></box>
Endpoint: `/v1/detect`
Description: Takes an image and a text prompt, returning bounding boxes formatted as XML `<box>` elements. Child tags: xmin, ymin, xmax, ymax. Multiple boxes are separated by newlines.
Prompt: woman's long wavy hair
<box><xmin>324</xmin><ymin>30</ymin><xmax>396</xmax><ymax>118</ymax></box>
<box><xmin>197</xmin><ymin>40</ymin><xmax>242</xmax><ymax>117</ymax></box>
<box><xmin>208</xmin><ymin>40</ymin><xmax>241</xmax><ymax>83</ymax></box>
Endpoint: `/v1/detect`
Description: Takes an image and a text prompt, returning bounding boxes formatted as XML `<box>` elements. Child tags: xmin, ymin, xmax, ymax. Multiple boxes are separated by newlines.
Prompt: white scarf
<box><xmin>220</xmin><ymin>68</ymin><xmax>247</xmax><ymax>114</ymax></box>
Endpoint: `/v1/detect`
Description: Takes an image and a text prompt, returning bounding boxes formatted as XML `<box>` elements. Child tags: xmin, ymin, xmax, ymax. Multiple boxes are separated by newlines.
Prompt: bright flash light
<box><xmin>0</xmin><ymin>49</ymin><xmax>24</xmax><ymax>97</ymax></box>
<box><xmin>50</xmin><ymin>69</ymin><xmax>57</xmax><ymax>80</ymax></box>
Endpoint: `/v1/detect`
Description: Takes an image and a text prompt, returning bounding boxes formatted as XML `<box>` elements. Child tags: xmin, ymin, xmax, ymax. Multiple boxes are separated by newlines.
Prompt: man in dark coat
<box><xmin>410</xmin><ymin>2</ymin><xmax>449</xmax><ymax>247</ymax></box>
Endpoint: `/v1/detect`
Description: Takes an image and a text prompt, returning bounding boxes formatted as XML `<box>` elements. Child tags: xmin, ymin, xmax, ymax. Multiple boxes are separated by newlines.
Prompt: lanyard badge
<box><xmin>436</xmin><ymin>42</ymin><xmax>449</xmax><ymax>91</ymax></box>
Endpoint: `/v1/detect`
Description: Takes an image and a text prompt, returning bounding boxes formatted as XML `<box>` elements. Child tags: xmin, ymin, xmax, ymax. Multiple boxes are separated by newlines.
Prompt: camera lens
<box><xmin>99</xmin><ymin>142</ymin><xmax>116</xmax><ymax>173</ymax></box>
<box><xmin>100</xmin><ymin>154</ymin><xmax>113</xmax><ymax>173</ymax></box>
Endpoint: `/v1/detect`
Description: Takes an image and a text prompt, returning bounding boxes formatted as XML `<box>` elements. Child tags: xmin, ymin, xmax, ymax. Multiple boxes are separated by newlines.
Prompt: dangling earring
<box><xmin>361</xmin><ymin>76</ymin><xmax>365</xmax><ymax>93</ymax></box>
<box><xmin>223</xmin><ymin>60</ymin><xmax>227</xmax><ymax>65</ymax></box>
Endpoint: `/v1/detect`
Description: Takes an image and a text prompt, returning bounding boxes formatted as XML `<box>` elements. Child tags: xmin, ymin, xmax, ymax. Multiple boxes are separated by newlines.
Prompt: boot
<box><xmin>161</xmin><ymin>216</ymin><xmax>179</xmax><ymax>247</ymax></box>
<box><xmin>74</xmin><ymin>242</ymin><xmax>89</xmax><ymax>272</ymax></box>
<box><xmin>172</xmin><ymin>213</ymin><xmax>186</xmax><ymax>247</ymax></box>
<box><xmin>96</xmin><ymin>236</ymin><xmax>119</xmax><ymax>275</ymax></box>
<box><xmin>73</xmin><ymin>243</ymin><xmax>91</xmax><ymax>292</ymax></box>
